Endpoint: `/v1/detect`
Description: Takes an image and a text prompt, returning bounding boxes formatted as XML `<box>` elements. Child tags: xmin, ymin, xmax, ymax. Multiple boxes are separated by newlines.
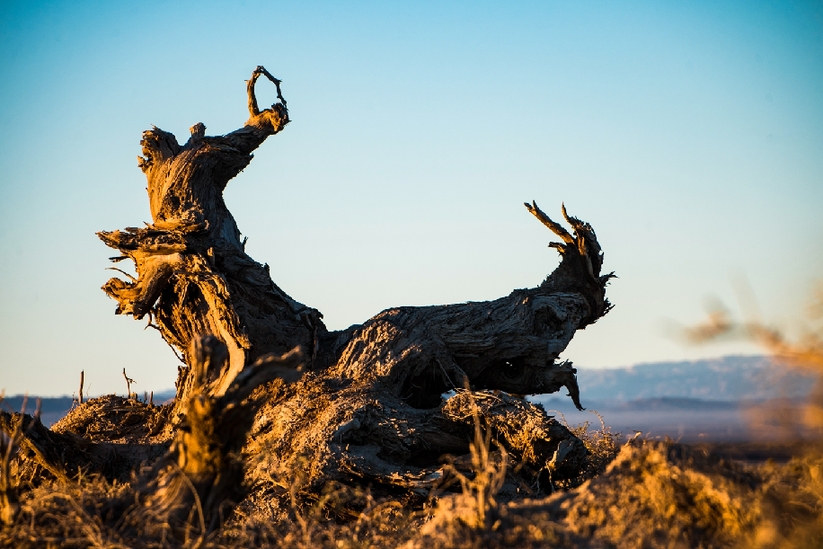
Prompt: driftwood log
<box><xmin>2</xmin><ymin>66</ymin><xmax>613</xmax><ymax>528</ymax></box>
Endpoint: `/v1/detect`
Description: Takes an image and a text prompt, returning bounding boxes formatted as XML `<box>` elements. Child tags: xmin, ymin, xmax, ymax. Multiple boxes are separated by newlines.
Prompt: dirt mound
<box><xmin>53</xmin><ymin>395</ymin><xmax>172</xmax><ymax>444</ymax></box>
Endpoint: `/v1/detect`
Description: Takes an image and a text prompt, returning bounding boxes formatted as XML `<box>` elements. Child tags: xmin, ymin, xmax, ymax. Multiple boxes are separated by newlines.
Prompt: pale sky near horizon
<box><xmin>1</xmin><ymin>1</ymin><xmax>822</xmax><ymax>397</ymax></box>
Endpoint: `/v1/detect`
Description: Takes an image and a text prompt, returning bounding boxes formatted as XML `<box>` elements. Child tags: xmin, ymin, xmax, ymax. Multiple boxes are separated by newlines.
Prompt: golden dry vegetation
<box><xmin>2</xmin><ymin>290</ymin><xmax>821</xmax><ymax>547</ymax></box>
<box><xmin>1</xmin><ymin>396</ymin><xmax>821</xmax><ymax>548</ymax></box>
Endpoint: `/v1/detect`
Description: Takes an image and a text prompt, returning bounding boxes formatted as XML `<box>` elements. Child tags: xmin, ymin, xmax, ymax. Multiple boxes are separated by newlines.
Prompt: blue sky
<box><xmin>1</xmin><ymin>1</ymin><xmax>821</xmax><ymax>396</ymax></box>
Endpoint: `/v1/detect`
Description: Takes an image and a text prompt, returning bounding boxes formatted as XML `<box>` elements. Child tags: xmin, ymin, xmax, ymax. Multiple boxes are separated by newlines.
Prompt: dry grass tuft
<box><xmin>545</xmin><ymin>439</ymin><xmax>764</xmax><ymax>548</ymax></box>
<box><xmin>0</xmin><ymin>395</ymin><xmax>38</xmax><ymax>526</ymax></box>
<box><xmin>441</xmin><ymin>393</ymin><xmax>509</xmax><ymax>530</ymax></box>
<box><xmin>558</xmin><ymin>409</ymin><xmax>621</xmax><ymax>489</ymax></box>
<box><xmin>753</xmin><ymin>451</ymin><xmax>823</xmax><ymax>548</ymax></box>
<box><xmin>405</xmin><ymin>391</ymin><xmax>525</xmax><ymax>549</ymax></box>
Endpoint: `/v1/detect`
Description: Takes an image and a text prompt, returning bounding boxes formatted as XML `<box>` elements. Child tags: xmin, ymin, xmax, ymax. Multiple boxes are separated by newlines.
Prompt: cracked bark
<box><xmin>3</xmin><ymin>66</ymin><xmax>614</xmax><ymax>516</ymax></box>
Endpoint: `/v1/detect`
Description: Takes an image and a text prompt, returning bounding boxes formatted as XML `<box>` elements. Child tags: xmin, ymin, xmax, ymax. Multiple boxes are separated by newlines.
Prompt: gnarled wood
<box><xmin>100</xmin><ymin>66</ymin><xmax>323</xmax><ymax>399</ymax></box>
<box><xmin>20</xmin><ymin>65</ymin><xmax>617</xmax><ymax>508</ymax></box>
<box><xmin>126</xmin><ymin>335</ymin><xmax>304</xmax><ymax>537</ymax></box>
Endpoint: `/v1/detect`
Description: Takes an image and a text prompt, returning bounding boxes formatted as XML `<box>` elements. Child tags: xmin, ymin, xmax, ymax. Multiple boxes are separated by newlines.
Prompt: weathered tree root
<box><xmin>238</xmin><ymin>199</ymin><xmax>611</xmax><ymax>496</ymax></box>
<box><xmin>1</xmin><ymin>66</ymin><xmax>615</xmax><ymax>523</ymax></box>
<box><xmin>118</xmin><ymin>335</ymin><xmax>305</xmax><ymax>537</ymax></box>
<box><xmin>94</xmin><ymin>66</ymin><xmax>613</xmax><ymax>498</ymax></box>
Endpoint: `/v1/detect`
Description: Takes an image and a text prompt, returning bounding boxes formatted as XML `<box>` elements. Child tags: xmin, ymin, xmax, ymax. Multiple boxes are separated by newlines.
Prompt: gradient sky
<box><xmin>1</xmin><ymin>1</ymin><xmax>821</xmax><ymax>397</ymax></box>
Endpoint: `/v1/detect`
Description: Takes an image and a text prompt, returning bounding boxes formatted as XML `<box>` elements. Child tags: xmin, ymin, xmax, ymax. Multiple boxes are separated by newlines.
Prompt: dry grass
<box><xmin>2</xmin><ymin>287</ymin><xmax>823</xmax><ymax>547</ymax></box>
<box><xmin>440</xmin><ymin>392</ymin><xmax>509</xmax><ymax>530</ymax></box>
<box><xmin>557</xmin><ymin>409</ymin><xmax>621</xmax><ymax>489</ymax></box>
<box><xmin>680</xmin><ymin>281</ymin><xmax>823</xmax><ymax>548</ymax></box>
<box><xmin>1</xmin><ymin>409</ymin><xmax>821</xmax><ymax>548</ymax></box>
<box><xmin>684</xmin><ymin>281</ymin><xmax>823</xmax><ymax>439</ymax></box>
<box><xmin>0</xmin><ymin>395</ymin><xmax>40</xmax><ymax>527</ymax></box>
<box><xmin>753</xmin><ymin>451</ymin><xmax>823</xmax><ymax>548</ymax></box>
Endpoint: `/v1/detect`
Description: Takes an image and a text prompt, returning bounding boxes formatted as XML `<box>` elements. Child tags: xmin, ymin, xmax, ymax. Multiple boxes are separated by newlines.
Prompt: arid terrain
<box><xmin>2</xmin><ymin>67</ymin><xmax>821</xmax><ymax>548</ymax></box>
<box><xmin>1</xmin><ymin>393</ymin><xmax>822</xmax><ymax>548</ymax></box>
<box><xmin>2</xmin><ymin>352</ymin><xmax>822</xmax><ymax>548</ymax></box>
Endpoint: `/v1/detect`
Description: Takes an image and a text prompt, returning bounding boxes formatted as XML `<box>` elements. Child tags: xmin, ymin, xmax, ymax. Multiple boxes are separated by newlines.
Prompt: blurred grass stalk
<box><xmin>684</xmin><ymin>280</ymin><xmax>823</xmax><ymax>439</ymax></box>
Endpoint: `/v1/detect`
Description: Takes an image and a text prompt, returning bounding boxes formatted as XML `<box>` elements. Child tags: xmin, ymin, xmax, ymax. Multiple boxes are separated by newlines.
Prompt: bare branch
<box><xmin>524</xmin><ymin>201</ymin><xmax>574</xmax><ymax>245</ymax></box>
<box><xmin>123</xmin><ymin>368</ymin><xmax>136</xmax><ymax>398</ymax></box>
<box><xmin>247</xmin><ymin>65</ymin><xmax>287</xmax><ymax>118</ymax></box>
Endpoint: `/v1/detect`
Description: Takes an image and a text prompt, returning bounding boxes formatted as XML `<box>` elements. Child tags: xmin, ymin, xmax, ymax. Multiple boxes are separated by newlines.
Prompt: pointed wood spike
<box><xmin>525</xmin><ymin>200</ymin><xmax>574</xmax><ymax>244</ymax></box>
<box><xmin>561</xmin><ymin>202</ymin><xmax>587</xmax><ymax>235</ymax></box>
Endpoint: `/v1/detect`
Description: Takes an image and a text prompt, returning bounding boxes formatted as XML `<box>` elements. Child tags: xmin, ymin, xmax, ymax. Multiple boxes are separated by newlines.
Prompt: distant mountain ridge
<box><xmin>4</xmin><ymin>356</ymin><xmax>817</xmax><ymax>429</ymax></box>
<box><xmin>1</xmin><ymin>396</ymin><xmax>74</xmax><ymax>427</ymax></box>
<box><xmin>576</xmin><ymin>355</ymin><xmax>814</xmax><ymax>402</ymax></box>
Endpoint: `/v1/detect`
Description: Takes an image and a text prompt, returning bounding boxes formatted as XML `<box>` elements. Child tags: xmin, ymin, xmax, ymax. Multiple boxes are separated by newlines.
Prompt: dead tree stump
<box><xmin>1</xmin><ymin>66</ymin><xmax>615</xmax><ymax>515</ymax></box>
